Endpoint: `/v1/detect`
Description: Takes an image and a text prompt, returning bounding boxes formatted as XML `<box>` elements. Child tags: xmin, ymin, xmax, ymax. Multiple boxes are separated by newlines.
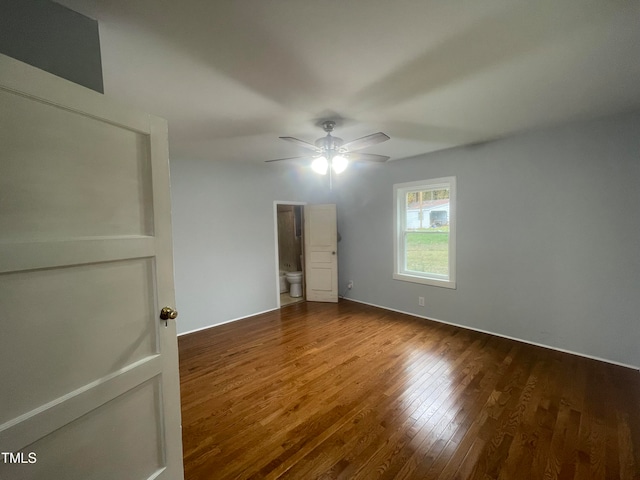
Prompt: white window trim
<box><xmin>393</xmin><ymin>176</ymin><xmax>457</xmax><ymax>289</ymax></box>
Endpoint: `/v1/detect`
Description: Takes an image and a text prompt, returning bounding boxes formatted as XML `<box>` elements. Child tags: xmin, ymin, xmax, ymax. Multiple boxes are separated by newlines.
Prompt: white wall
<box><xmin>170</xmin><ymin>158</ymin><xmax>334</xmax><ymax>334</ymax></box>
<box><xmin>336</xmin><ymin>111</ymin><xmax>640</xmax><ymax>368</ymax></box>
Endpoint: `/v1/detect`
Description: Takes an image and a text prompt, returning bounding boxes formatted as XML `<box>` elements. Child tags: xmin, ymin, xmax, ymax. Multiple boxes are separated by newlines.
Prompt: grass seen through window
<box><xmin>405</xmin><ymin>226</ymin><xmax>449</xmax><ymax>275</ymax></box>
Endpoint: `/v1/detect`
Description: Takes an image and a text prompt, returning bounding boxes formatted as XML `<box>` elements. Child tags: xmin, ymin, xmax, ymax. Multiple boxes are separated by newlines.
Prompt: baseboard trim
<box><xmin>344</xmin><ymin>297</ymin><xmax>640</xmax><ymax>371</ymax></box>
<box><xmin>177</xmin><ymin>307</ymin><xmax>280</xmax><ymax>337</ymax></box>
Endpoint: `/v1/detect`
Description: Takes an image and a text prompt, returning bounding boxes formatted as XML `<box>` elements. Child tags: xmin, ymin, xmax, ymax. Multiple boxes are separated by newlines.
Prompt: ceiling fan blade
<box><xmin>265</xmin><ymin>155</ymin><xmax>313</xmax><ymax>163</ymax></box>
<box><xmin>342</xmin><ymin>132</ymin><xmax>390</xmax><ymax>151</ymax></box>
<box><xmin>279</xmin><ymin>136</ymin><xmax>320</xmax><ymax>152</ymax></box>
<box><xmin>347</xmin><ymin>152</ymin><xmax>390</xmax><ymax>163</ymax></box>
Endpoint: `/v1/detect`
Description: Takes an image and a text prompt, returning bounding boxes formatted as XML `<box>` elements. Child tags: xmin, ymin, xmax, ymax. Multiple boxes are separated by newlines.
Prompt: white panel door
<box><xmin>0</xmin><ymin>54</ymin><xmax>184</xmax><ymax>479</ymax></box>
<box><xmin>304</xmin><ymin>204</ymin><xmax>338</xmax><ymax>303</ymax></box>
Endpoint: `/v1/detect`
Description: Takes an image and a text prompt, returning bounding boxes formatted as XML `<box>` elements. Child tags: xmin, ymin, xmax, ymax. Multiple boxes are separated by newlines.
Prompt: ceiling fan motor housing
<box><xmin>315</xmin><ymin>135</ymin><xmax>343</xmax><ymax>153</ymax></box>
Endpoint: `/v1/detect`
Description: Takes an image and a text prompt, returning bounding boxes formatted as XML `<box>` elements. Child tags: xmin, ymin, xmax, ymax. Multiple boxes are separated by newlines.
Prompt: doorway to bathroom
<box><xmin>274</xmin><ymin>201</ymin><xmax>306</xmax><ymax>307</ymax></box>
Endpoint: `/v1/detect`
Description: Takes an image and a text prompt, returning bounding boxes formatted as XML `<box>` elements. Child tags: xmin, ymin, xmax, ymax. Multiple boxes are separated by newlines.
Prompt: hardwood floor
<box><xmin>178</xmin><ymin>300</ymin><xmax>640</xmax><ymax>480</ymax></box>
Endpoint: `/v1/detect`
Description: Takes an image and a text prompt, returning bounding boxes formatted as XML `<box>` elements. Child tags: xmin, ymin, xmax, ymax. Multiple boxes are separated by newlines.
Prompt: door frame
<box><xmin>273</xmin><ymin>201</ymin><xmax>307</xmax><ymax>308</ymax></box>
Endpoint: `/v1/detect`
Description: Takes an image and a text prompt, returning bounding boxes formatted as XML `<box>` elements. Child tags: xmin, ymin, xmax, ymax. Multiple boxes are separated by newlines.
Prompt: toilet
<box><xmin>279</xmin><ymin>271</ymin><xmax>288</xmax><ymax>293</ymax></box>
<box><xmin>285</xmin><ymin>271</ymin><xmax>303</xmax><ymax>298</ymax></box>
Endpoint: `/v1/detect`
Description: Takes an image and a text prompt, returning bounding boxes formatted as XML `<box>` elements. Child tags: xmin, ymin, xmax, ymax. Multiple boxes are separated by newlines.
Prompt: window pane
<box><xmin>405</xmin><ymin>231</ymin><xmax>449</xmax><ymax>275</ymax></box>
<box><xmin>404</xmin><ymin>189</ymin><xmax>450</xmax><ymax>230</ymax></box>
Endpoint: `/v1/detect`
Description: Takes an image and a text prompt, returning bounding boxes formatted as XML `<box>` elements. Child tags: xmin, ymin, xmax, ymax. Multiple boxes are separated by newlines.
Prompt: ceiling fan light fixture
<box><xmin>311</xmin><ymin>156</ymin><xmax>328</xmax><ymax>175</ymax></box>
<box><xmin>332</xmin><ymin>155</ymin><xmax>348</xmax><ymax>174</ymax></box>
<box><xmin>268</xmin><ymin>121</ymin><xmax>390</xmax><ymax>186</ymax></box>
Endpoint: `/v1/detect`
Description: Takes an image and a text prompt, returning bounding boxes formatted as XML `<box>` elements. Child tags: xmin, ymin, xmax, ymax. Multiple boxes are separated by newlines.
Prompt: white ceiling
<box><xmin>56</xmin><ymin>0</ymin><xmax>640</xmax><ymax>164</ymax></box>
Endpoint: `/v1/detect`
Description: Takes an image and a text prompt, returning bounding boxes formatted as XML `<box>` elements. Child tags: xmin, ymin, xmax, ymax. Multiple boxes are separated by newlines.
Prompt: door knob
<box><xmin>160</xmin><ymin>306</ymin><xmax>178</xmax><ymax>320</ymax></box>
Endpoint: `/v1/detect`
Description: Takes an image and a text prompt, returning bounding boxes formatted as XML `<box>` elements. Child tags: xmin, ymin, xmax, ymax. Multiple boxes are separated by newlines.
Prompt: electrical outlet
<box><xmin>347</xmin><ymin>281</ymin><xmax>354</xmax><ymax>290</ymax></box>
<box><xmin>418</xmin><ymin>296</ymin><xmax>425</xmax><ymax>306</ymax></box>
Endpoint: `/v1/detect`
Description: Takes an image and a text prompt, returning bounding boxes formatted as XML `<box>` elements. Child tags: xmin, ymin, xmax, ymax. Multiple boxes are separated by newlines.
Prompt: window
<box><xmin>393</xmin><ymin>177</ymin><xmax>456</xmax><ymax>288</ymax></box>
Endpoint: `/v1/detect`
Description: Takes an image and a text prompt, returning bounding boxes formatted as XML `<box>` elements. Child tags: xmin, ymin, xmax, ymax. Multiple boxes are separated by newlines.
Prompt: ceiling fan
<box><xmin>266</xmin><ymin>121</ymin><xmax>390</xmax><ymax>180</ymax></box>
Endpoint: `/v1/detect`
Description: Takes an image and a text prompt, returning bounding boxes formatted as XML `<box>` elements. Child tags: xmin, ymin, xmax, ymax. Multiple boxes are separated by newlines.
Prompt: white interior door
<box><xmin>304</xmin><ymin>204</ymin><xmax>338</xmax><ymax>303</ymax></box>
<box><xmin>0</xmin><ymin>54</ymin><xmax>184</xmax><ymax>479</ymax></box>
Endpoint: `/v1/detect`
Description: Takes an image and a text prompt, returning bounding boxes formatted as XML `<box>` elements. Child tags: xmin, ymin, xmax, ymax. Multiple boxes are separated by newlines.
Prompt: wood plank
<box><xmin>178</xmin><ymin>301</ymin><xmax>640</xmax><ymax>480</ymax></box>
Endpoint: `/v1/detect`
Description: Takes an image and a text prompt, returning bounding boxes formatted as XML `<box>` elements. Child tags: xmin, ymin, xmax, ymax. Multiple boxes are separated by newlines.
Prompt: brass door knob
<box><xmin>160</xmin><ymin>306</ymin><xmax>178</xmax><ymax>320</ymax></box>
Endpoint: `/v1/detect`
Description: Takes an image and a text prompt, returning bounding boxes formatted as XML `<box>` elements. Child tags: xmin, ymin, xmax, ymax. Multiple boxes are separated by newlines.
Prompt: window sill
<box><xmin>393</xmin><ymin>272</ymin><xmax>456</xmax><ymax>289</ymax></box>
